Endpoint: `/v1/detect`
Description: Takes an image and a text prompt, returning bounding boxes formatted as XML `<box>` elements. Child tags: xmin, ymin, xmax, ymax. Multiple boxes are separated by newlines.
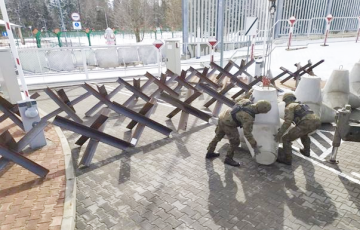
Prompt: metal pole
<box><xmin>0</xmin><ymin>0</ymin><xmax>30</xmax><ymax>99</ymax></box>
<box><xmin>274</xmin><ymin>0</ymin><xmax>284</xmax><ymax>38</ymax></box>
<box><xmin>56</xmin><ymin>0</ymin><xmax>66</xmax><ymax>31</ymax></box>
<box><xmin>105</xmin><ymin>10</ymin><xmax>109</xmax><ymax>28</ymax></box>
<box><xmin>158</xmin><ymin>49</ymin><xmax>161</xmax><ymax>78</ymax></box>
<box><xmin>182</xmin><ymin>0</ymin><xmax>189</xmax><ymax>55</ymax></box>
<box><xmin>217</xmin><ymin>0</ymin><xmax>225</xmax><ymax>67</ymax></box>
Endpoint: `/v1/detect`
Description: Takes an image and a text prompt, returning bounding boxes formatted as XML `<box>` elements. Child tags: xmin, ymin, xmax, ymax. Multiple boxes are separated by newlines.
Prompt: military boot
<box><xmin>300</xmin><ymin>136</ymin><xmax>311</xmax><ymax>157</ymax></box>
<box><xmin>206</xmin><ymin>152</ymin><xmax>220</xmax><ymax>159</ymax></box>
<box><xmin>276</xmin><ymin>144</ymin><xmax>292</xmax><ymax>165</ymax></box>
<box><xmin>224</xmin><ymin>157</ymin><xmax>241</xmax><ymax>167</ymax></box>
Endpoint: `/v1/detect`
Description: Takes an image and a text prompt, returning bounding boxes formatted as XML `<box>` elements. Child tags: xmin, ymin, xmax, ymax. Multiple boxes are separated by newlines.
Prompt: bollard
<box><xmin>329</xmin><ymin>105</ymin><xmax>351</xmax><ymax>164</ymax></box>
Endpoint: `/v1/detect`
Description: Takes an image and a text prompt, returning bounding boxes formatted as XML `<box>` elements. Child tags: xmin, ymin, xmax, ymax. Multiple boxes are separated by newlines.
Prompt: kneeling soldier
<box><xmin>206</xmin><ymin>99</ymin><xmax>272</xmax><ymax>167</ymax></box>
<box><xmin>274</xmin><ymin>92</ymin><xmax>321</xmax><ymax>165</ymax></box>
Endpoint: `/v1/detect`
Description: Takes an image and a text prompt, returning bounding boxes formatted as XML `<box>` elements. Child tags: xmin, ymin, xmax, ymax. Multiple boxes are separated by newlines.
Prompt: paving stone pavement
<box><xmin>35</xmin><ymin>82</ymin><xmax>360</xmax><ymax>230</ymax></box>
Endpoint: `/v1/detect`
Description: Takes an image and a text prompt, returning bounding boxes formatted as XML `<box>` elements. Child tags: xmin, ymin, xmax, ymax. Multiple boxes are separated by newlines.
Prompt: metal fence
<box><xmin>185</xmin><ymin>0</ymin><xmax>360</xmax><ymax>42</ymax></box>
<box><xmin>17</xmin><ymin>44</ymin><xmax>166</xmax><ymax>76</ymax></box>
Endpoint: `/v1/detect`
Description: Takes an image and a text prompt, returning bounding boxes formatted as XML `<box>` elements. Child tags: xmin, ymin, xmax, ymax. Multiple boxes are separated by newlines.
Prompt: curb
<box><xmin>54</xmin><ymin>126</ymin><xmax>76</xmax><ymax>230</ymax></box>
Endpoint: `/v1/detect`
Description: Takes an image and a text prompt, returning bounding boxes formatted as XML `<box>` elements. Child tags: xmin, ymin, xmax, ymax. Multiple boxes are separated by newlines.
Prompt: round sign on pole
<box><xmin>71</xmin><ymin>12</ymin><xmax>81</xmax><ymax>21</ymax></box>
<box><xmin>288</xmin><ymin>16</ymin><xmax>296</xmax><ymax>26</ymax></box>
<box><xmin>153</xmin><ymin>40</ymin><xmax>164</xmax><ymax>50</ymax></box>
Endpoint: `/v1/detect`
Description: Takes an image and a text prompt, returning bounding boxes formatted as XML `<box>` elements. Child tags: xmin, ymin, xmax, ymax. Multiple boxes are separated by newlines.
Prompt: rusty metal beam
<box><xmin>133</xmin><ymin>78</ymin><xmax>141</xmax><ymax>100</ymax></box>
<box><xmin>83</xmin><ymin>83</ymin><xmax>172</xmax><ymax>136</ymax></box>
<box><xmin>231</xmin><ymin>76</ymin><xmax>263</xmax><ymax>99</ymax></box>
<box><xmin>30</xmin><ymin>92</ymin><xmax>40</xmax><ymax>99</ymax></box>
<box><xmin>14</xmin><ymin>119</ymin><xmax>48</xmax><ymax>152</ymax></box>
<box><xmin>75</xmin><ymin>108</ymin><xmax>111</xmax><ymax>146</ymax></box>
<box><xmin>167</xmin><ymin>91</ymin><xmax>202</xmax><ymax>118</ymax></box>
<box><xmin>198</xmin><ymin>83</ymin><xmax>235</xmax><ymax>108</ymax></box>
<box><xmin>0</xmin><ymin>104</ymin><xmax>24</xmax><ymax>130</ymax></box>
<box><xmin>0</xmin><ymin>131</ymin><xmax>18</xmax><ymax>170</ymax></box>
<box><xmin>85</xmin><ymin>84</ymin><xmax>123</xmax><ymax>117</ymax></box>
<box><xmin>44</xmin><ymin>87</ymin><xmax>83</xmax><ymax>123</ymax></box>
<box><xmin>159</xmin><ymin>92</ymin><xmax>211</xmax><ymax>122</ymax></box>
<box><xmin>204</xmin><ymin>83</ymin><xmax>235</xmax><ymax>108</ymax></box>
<box><xmin>117</xmin><ymin>77</ymin><xmax>151</xmax><ymax>102</ymax></box>
<box><xmin>209</xmin><ymin>62</ymin><xmax>251</xmax><ymax>91</ymax></box>
<box><xmin>0</xmin><ymin>144</ymin><xmax>49</xmax><ymax>178</ymax></box>
<box><xmin>279</xmin><ymin>63</ymin><xmax>312</xmax><ymax>84</ymax></box>
<box><xmin>56</xmin><ymin>89</ymin><xmax>75</xmax><ymax>112</ymax></box>
<box><xmin>123</xmin><ymin>78</ymin><xmax>155</xmax><ymax>107</ymax></box>
<box><xmin>144</xmin><ymin>72</ymin><xmax>179</xmax><ymax>97</ymax></box>
<box><xmin>126</xmin><ymin>102</ymin><xmax>155</xmax><ymax>129</ymax></box>
<box><xmin>53</xmin><ymin>116</ymin><xmax>132</xmax><ymax>149</ymax></box>
<box><xmin>188</xmin><ymin>67</ymin><xmax>219</xmax><ymax>89</ymax></box>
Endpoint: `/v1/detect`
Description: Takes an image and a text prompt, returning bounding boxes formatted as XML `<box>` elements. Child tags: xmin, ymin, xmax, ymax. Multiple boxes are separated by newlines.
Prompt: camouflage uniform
<box><xmin>276</xmin><ymin>101</ymin><xmax>321</xmax><ymax>164</ymax></box>
<box><xmin>207</xmin><ymin>99</ymin><xmax>258</xmax><ymax>159</ymax></box>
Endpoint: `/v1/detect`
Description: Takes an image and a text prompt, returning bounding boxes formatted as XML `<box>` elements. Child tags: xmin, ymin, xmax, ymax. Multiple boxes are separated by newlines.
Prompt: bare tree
<box><xmin>165</xmin><ymin>0</ymin><xmax>182</xmax><ymax>31</ymax></box>
<box><xmin>113</xmin><ymin>0</ymin><xmax>153</xmax><ymax>42</ymax></box>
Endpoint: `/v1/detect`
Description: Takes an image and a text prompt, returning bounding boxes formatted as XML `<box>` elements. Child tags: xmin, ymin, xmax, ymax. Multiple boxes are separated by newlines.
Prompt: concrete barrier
<box><xmin>323</xmin><ymin>69</ymin><xmax>350</xmax><ymax>109</ymax></box>
<box><xmin>243</xmin><ymin>86</ymin><xmax>279</xmax><ymax>165</ymax></box>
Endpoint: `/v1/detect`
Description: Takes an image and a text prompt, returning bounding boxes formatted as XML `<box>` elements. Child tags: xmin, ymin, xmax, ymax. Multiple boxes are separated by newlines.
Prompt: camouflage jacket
<box><xmin>278</xmin><ymin>102</ymin><xmax>320</xmax><ymax>137</ymax></box>
<box><xmin>219</xmin><ymin>99</ymin><xmax>258</xmax><ymax>147</ymax></box>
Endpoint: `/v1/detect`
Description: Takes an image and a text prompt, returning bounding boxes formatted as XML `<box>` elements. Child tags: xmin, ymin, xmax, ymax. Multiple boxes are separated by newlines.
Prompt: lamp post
<box><xmin>96</xmin><ymin>6</ymin><xmax>109</xmax><ymax>28</ymax></box>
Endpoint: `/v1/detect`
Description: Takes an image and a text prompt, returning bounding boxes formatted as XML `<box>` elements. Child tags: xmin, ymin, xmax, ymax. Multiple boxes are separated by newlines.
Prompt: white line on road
<box><xmin>316</xmin><ymin>131</ymin><xmax>333</xmax><ymax>145</ymax></box>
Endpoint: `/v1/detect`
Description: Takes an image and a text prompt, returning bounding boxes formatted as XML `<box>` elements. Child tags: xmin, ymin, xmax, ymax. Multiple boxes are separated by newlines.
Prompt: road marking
<box><xmin>310</xmin><ymin>136</ymin><xmax>328</xmax><ymax>152</ymax></box>
<box><xmin>292</xmin><ymin>147</ymin><xmax>360</xmax><ymax>186</ymax></box>
<box><xmin>316</xmin><ymin>131</ymin><xmax>333</xmax><ymax>145</ymax></box>
<box><xmin>296</xmin><ymin>139</ymin><xmax>325</xmax><ymax>162</ymax></box>
<box><xmin>351</xmin><ymin>172</ymin><xmax>360</xmax><ymax>179</ymax></box>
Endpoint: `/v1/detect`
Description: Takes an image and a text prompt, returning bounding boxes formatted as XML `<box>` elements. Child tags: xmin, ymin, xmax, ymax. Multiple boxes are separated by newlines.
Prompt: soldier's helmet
<box><xmin>282</xmin><ymin>92</ymin><xmax>297</xmax><ymax>102</ymax></box>
<box><xmin>255</xmin><ymin>100</ymin><xmax>272</xmax><ymax>113</ymax></box>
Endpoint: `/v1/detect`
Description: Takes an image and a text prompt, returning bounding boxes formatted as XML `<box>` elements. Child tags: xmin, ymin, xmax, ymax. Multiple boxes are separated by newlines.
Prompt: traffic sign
<box><xmin>208</xmin><ymin>37</ymin><xmax>218</xmax><ymax>48</ymax></box>
<box><xmin>245</xmin><ymin>17</ymin><xmax>258</xmax><ymax>36</ymax></box>
<box><xmin>2</xmin><ymin>31</ymin><xmax>8</xmax><ymax>37</ymax></box>
<box><xmin>326</xmin><ymin>14</ymin><xmax>333</xmax><ymax>23</ymax></box>
<box><xmin>71</xmin><ymin>12</ymin><xmax>81</xmax><ymax>21</ymax></box>
<box><xmin>73</xmin><ymin>22</ymin><xmax>82</xmax><ymax>30</ymax></box>
<box><xmin>288</xmin><ymin>16</ymin><xmax>296</xmax><ymax>26</ymax></box>
<box><xmin>153</xmin><ymin>40</ymin><xmax>164</xmax><ymax>49</ymax></box>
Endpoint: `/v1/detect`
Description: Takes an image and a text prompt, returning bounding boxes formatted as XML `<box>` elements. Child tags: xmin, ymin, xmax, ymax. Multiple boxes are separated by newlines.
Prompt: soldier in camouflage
<box><xmin>206</xmin><ymin>94</ymin><xmax>272</xmax><ymax>167</ymax></box>
<box><xmin>274</xmin><ymin>92</ymin><xmax>321</xmax><ymax>165</ymax></box>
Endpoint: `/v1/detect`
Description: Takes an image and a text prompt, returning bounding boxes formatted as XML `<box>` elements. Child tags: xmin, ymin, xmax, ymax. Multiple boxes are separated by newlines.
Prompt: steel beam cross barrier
<box><xmin>144</xmin><ymin>72</ymin><xmax>179</xmax><ymax>98</ymax></box>
<box><xmin>53</xmin><ymin>115</ymin><xmax>132</xmax><ymax>150</ymax></box>
<box><xmin>0</xmin><ymin>131</ymin><xmax>49</xmax><ymax>178</ymax></box>
<box><xmin>56</xmin><ymin>89</ymin><xmax>75</xmax><ymax>112</ymax></box>
<box><xmin>82</xmin><ymin>83</ymin><xmax>173</xmax><ymax>137</ymax></box>
<box><xmin>279</xmin><ymin>63</ymin><xmax>312</xmax><ymax>85</ymax></box>
<box><xmin>231</xmin><ymin>76</ymin><xmax>263</xmax><ymax>100</ymax></box>
<box><xmin>160</xmin><ymin>92</ymin><xmax>212</xmax><ymax>131</ymax></box>
<box><xmin>85</xmin><ymin>83</ymin><xmax>124</xmax><ymax>117</ymax></box>
<box><xmin>0</xmin><ymin>103</ymin><xmax>24</xmax><ymax>131</ymax></box>
<box><xmin>44</xmin><ymin>87</ymin><xmax>83</xmax><ymax>123</ymax></box>
<box><xmin>188</xmin><ymin>67</ymin><xmax>220</xmax><ymax>90</ymax></box>
<box><xmin>75</xmin><ymin>108</ymin><xmax>111</xmax><ymax>167</ymax></box>
<box><xmin>117</xmin><ymin>78</ymin><xmax>151</xmax><ymax>103</ymax></box>
<box><xmin>133</xmin><ymin>78</ymin><xmax>141</xmax><ymax>100</ymax></box>
<box><xmin>0</xmin><ymin>130</ymin><xmax>18</xmax><ymax>170</ymax></box>
<box><xmin>198</xmin><ymin>83</ymin><xmax>235</xmax><ymax>108</ymax></box>
<box><xmin>0</xmin><ymin>93</ymin><xmax>41</xmax><ymax>124</ymax></box>
<box><xmin>167</xmin><ymin>70</ymin><xmax>203</xmax><ymax>119</ymax></box>
<box><xmin>127</xmin><ymin>100</ymin><xmax>157</xmax><ymax>146</ymax></box>
<box><xmin>210</xmin><ymin>62</ymin><xmax>252</xmax><ymax>92</ymax></box>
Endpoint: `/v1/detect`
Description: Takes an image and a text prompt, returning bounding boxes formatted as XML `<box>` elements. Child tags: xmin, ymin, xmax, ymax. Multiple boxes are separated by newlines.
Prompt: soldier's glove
<box><xmin>253</xmin><ymin>145</ymin><xmax>262</xmax><ymax>156</ymax></box>
<box><xmin>273</xmin><ymin>133</ymin><xmax>282</xmax><ymax>142</ymax></box>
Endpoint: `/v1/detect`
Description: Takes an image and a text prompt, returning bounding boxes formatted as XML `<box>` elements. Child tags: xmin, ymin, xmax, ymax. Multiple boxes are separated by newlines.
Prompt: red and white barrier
<box><xmin>323</xmin><ymin>14</ymin><xmax>333</xmax><ymax>46</ymax></box>
<box><xmin>0</xmin><ymin>0</ymin><xmax>30</xmax><ymax>100</ymax></box>
<box><xmin>287</xmin><ymin>16</ymin><xmax>296</xmax><ymax>50</ymax></box>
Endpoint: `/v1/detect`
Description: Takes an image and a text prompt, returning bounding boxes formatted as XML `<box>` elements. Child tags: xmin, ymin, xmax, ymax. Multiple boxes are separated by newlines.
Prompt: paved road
<box><xmin>35</xmin><ymin>82</ymin><xmax>360</xmax><ymax>230</ymax></box>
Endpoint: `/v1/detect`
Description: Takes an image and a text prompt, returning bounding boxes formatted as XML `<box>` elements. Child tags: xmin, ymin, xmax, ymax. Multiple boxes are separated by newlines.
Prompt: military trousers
<box><xmin>207</xmin><ymin>120</ymin><xmax>240</xmax><ymax>159</ymax></box>
<box><xmin>282</xmin><ymin>119</ymin><xmax>321</xmax><ymax>160</ymax></box>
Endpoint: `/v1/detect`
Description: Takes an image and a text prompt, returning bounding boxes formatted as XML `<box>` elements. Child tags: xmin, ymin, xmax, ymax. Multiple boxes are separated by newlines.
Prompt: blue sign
<box><xmin>75</xmin><ymin>22</ymin><xmax>80</xmax><ymax>27</ymax></box>
<box><xmin>2</xmin><ymin>31</ymin><xmax>8</xmax><ymax>37</ymax></box>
